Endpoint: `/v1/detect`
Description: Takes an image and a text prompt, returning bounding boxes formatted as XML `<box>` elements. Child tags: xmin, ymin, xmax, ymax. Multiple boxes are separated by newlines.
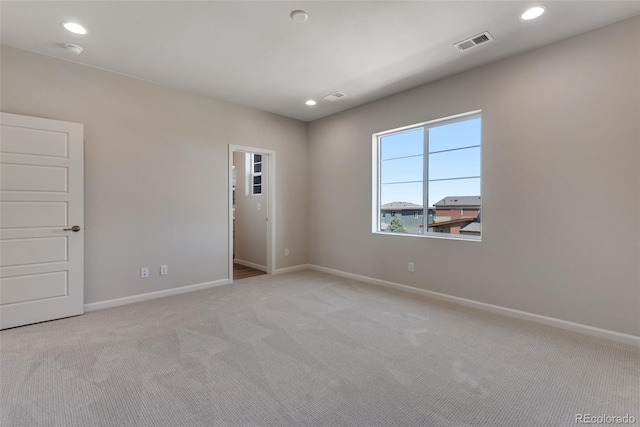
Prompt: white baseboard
<box><xmin>273</xmin><ymin>264</ymin><xmax>310</xmax><ymax>275</ymax></box>
<box><xmin>233</xmin><ymin>259</ymin><xmax>267</xmax><ymax>272</ymax></box>
<box><xmin>308</xmin><ymin>264</ymin><xmax>640</xmax><ymax>347</ymax></box>
<box><xmin>84</xmin><ymin>278</ymin><xmax>230</xmax><ymax>312</ymax></box>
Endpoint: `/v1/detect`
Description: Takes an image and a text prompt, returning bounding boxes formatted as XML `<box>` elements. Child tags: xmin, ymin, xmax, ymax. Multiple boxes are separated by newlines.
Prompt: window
<box><xmin>251</xmin><ymin>153</ymin><xmax>262</xmax><ymax>195</ymax></box>
<box><xmin>373</xmin><ymin>111</ymin><xmax>481</xmax><ymax>240</ymax></box>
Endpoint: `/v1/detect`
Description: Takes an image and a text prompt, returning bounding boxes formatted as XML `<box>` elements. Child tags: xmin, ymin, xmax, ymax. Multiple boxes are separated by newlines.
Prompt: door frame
<box><xmin>228</xmin><ymin>145</ymin><xmax>276</xmax><ymax>280</ymax></box>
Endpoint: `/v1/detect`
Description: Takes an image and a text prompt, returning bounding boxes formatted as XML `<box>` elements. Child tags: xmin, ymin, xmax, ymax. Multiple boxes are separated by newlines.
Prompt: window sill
<box><xmin>373</xmin><ymin>231</ymin><xmax>481</xmax><ymax>242</ymax></box>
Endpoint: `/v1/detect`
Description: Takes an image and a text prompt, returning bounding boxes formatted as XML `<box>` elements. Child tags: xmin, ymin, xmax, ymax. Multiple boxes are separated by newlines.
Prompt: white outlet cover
<box><xmin>141</xmin><ymin>267</ymin><xmax>149</xmax><ymax>278</ymax></box>
<box><xmin>160</xmin><ymin>265</ymin><xmax>168</xmax><ymax>276</ymax></box>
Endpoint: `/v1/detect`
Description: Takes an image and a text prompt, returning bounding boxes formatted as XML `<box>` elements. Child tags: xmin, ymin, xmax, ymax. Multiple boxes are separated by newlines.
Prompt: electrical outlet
<box><xmin>408</xmin><ymin>262</ymin><xmax>414</xmax><ymax>273</ymax></box>
<box><xmin>160</xmin><ymin>265</ymin><xmax>168</xmax><ymax>276</ymax></box>
<box><xmin>140</xmin><ymin>267</ymin><xmax>149</xmax><ymax>278</ymax></box>
<box><xmin>285</xmin><ymin>248</ymin><xmax>290</xmax><ymax>256</ymax></box>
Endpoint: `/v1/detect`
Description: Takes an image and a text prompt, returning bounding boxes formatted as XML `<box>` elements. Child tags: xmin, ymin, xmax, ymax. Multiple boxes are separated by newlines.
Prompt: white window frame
<box><xmin>371</xmin><ymin>110</ymin><xmax>482</xmax><ymax>242</ymax></box>
<box><xmin>250</xmin><ymin>153</ymin><xmax>263</xmax><ymax>196</ymax></box>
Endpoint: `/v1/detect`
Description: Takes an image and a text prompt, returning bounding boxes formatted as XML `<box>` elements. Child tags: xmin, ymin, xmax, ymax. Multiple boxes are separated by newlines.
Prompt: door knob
<box><xmin>63</xmin><ymin>225</ymin><xmax>81</xmax><ymax>232</ymax></box>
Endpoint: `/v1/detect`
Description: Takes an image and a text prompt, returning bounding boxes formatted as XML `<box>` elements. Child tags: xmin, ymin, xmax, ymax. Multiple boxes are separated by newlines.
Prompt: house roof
<box><xmin>433</xmin><ymin>196</ymin><xmax>481</xmax><ymax>208</ymax></box>
<box><xmin>381</xmin><ymin>202</ymin><xmax>423</xmax><ymax>211</ymax></box>
<box><xmin>460</xmin><ymin>222</ymin><xmax>482</xmax><ymax>233</ymax></box>
<box><xmin>427</xmin><ymin>217</ymin><xmax>477</xmax><ymax>228</ymax></box>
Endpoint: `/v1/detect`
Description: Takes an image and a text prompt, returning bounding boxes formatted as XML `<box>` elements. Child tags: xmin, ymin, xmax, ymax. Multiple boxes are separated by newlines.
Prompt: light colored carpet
<box><xmin>1</xmin><ymin>270</ymin><xmax>638</xmax><ymax>426</ymax></box>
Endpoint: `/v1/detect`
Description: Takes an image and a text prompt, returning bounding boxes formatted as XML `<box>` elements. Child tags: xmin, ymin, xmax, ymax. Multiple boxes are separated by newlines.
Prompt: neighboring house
<box><xmin>382</xmin><ymin>197</ymin><xmax>481</xmax><ymax>235</ymax></box>
<box><xmin>429</xmin><ymin>196</ymin><xmax>481</xmax><ymax>234</ymax></box>
<box><xmin>380</xmin><ymin>202</ymin><xmax>424</xmax><ymax>233</ymax></box>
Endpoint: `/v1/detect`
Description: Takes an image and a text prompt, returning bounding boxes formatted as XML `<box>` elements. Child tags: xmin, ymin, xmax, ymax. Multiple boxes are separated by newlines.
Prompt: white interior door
<box><xmin>1</xmin><ymin>112</ymin><xmax>84</xmax><ymax>329</ymax></box>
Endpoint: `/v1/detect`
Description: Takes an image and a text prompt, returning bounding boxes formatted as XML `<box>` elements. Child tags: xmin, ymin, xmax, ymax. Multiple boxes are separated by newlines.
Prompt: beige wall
<box><xmin>0</xmin><ymin>45</ymin><xmax>308</xmax><ymax>304</ymax></box>
<box><xmin>233</xmin><ymin>151</ymin><xmax>267</xmax><ymax>268</ymax></box>
<box><xmin>308</xmin><ymin>17</ymin><xmax>640</xmax><ymax>336</ymax></box>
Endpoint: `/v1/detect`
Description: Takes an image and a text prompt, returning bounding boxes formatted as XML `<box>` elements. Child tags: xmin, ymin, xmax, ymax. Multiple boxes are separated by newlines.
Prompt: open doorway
<box><xmin>228</xmin><ymin>145</ymin><xmax>276</xmax><ymax>281</ymax></box>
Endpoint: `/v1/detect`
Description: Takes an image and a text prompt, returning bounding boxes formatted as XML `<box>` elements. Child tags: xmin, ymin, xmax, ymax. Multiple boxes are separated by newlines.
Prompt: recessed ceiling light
<box><xmin>521</xmin><ymin>6</ymin><xmax>546</xmax><ymax>20</ymax></box>
<box><xmin>305</xmin><ymin>100</ymin><xmax>317</xmax><ymax>106</ymax></box>
<box><xmin>62</xmin><ymin>22</ymin><xmax>88</xmax><ymax>35</ymax></box>
<box><xmin>290</xmin><ymin>10</ymin><xmax>308</xmax><ymax>23</ymax></box>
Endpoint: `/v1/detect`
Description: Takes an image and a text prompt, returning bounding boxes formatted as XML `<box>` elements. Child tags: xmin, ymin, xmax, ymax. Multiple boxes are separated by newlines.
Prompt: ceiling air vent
<box><xmin>454</xmin><ymin>31</ymin><xmax>494</xmax><ymax>52</ymax></box>
<box><xmin>323</xmin><ymin>91</ymin><xmax>346</xmax><ymax>102</ymax></box>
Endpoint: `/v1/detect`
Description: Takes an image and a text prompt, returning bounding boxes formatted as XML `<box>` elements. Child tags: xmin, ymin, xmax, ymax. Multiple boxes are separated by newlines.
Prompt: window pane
<box><xmin>254</xmin><ymin>163</ymin><xmax>262</xmax><ymax>173</ymax></box>
<box><xmin>253</xmin><ymin>176</ymin><xmax>261</xmax><ymax>185</ymax></box>
<box><xmin>380</xmin><ymin>182</ymin><xmax>423</xmax><ymax>235</ymax></box>
<box><xmin>380</xmin><ymin>182</ymin><xmax>423</xmax><ymax>207</ymax></box>
<box><xmin>427</xmin><ymin>178</ymin><xmax>480</xmax><ymax>209</ymax></box>
<box><xmin>429</xmin><ymin>117</ymin><xmax>480</xmax><ymax>153</ymax></box>
<box><xmin>380</xmin><ymin>209</ymin><xmax>424</xmax><ymax>235</ymax></box>
<box><xmin>253</xmin><ymin>185</ymin><xmax>262</xmax><ymax>194</ymax></box>
<box><xmin>427</xmin><ymin>178</ymin><xmax>481</xmax><ymax>236</ymax></box>
<box><xmin>381</xmin><ymin>155</ymin><xmax>423</xmax><ymax>184</ymax></box>
<box><xmin>380</xmin><ymin>128</ymin><xmax>423</xmax><ymax>160</ymax></box>
<box><xmin>428</xmin><ymin>146</ymin><xmax>480</xmax><ymax>181</ymax></box>
<box><xmin>254</xmin><ymin>154</ymin><xmax>262</xmax><ymax>162</ymax></box>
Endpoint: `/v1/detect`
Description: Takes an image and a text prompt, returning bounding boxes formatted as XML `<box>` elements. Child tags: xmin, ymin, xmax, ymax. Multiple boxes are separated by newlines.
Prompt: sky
<box><xmin>380</xmin><ymin>117</ymin><xmax>481</xmax><ymax>207</ymax></box>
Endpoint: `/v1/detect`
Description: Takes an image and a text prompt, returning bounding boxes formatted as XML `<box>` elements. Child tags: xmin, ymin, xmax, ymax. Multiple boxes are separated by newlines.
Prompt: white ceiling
<box><xmin>2</xmin><ymin>1</ymin><xmax>639</xmax><ymax>122</ymax></box>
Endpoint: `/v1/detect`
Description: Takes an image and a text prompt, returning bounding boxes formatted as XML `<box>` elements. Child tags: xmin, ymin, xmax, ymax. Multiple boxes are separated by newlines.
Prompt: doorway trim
<box><xmin>228</xmin><ymin>145</ymin><xmax>276</xmax><ymax>281</ymax></box>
